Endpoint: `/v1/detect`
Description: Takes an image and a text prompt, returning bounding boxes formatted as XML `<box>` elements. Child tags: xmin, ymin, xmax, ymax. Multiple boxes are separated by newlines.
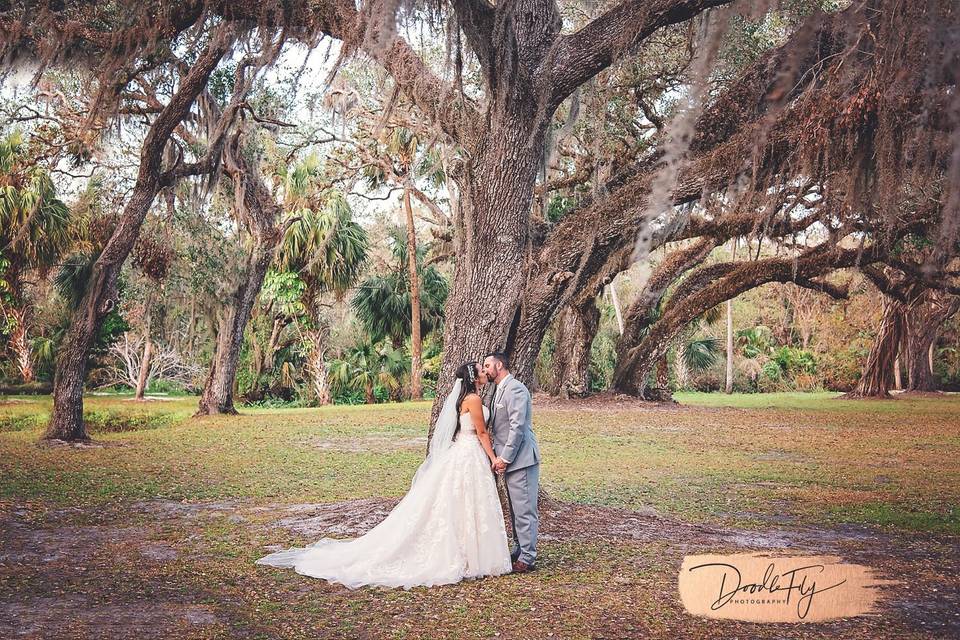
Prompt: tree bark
<box><xmin>902</xmin><ymin>291</ymin><xmax>960</xmax><ymax>392</ymax></box>
<box><xmin>403</xmin><ymin>185</ymin><xmax>423</xmax><ymax>401</ymax></box>
<box><xmin>674</xmin><ymin>339</ymin><xmax>690</xmax><ymax>390</ymax></box>
<box><xmin>44</xmin><ymin>26</ymin><xmax>235</xmax><ymax>441</ymax></box>
<box><xmin>724</xmin><ymin>299</ymin><xmax>734</xmax><ymax>394</ymax></box>
<box><xmin>134</xmin><ymin>336</ymin><xmax>153</xmax><ymax>401</ymax></box>
<box><xmin>547</xmin><ymin>299</ymin><xmax>600</xmax><ymax>398</ymax></box>
<box><xmin>430</xmin><ymin>109</ymin><xmax>549</xmax><ymax>429</ymax></box>
<box><xmin>9</xmin><ymin>306</ymin><xmax>33</xmax><ymax>383</ymax></box>
<box><xmin>134</xmin><ymin>295</ymin><xmax>153</xmax><ymax>401</ymax></box>
<box><xmin>847</xmin><ymin>297</ymin><xmax>905</xmax><ymax>398</ymax></box>
<box><xmin>653</xmin><ymin>352</ymin><xmax>672</xmax><ymax>401</ymax></box>
<box><xmin>196</xmin><ymin>131</ymin><xmax>285</xmax><ymax>416</ymax></box>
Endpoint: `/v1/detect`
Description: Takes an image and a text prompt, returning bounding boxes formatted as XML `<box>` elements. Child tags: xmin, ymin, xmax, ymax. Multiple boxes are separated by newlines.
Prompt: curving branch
<box><xmin>449</xmin><ymin>0</ymin><xmax>496</xmax><ymax>85</ymax></box>
<box><xmin>612</xmin><ymin>242</ymin><xmax>886</xmax><ymax>395</ymax></box>
<box><xmin>548</xmin><ymin>0</ymin><xmax>734</xmax><ymax>107</ymax></box>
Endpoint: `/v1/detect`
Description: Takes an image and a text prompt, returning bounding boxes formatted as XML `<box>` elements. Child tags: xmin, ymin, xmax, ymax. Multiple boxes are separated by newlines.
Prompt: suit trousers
<box><xmin>504</xmin><ymin>462</ymin><xmax>540</xmax><ymax>565</ymax></box>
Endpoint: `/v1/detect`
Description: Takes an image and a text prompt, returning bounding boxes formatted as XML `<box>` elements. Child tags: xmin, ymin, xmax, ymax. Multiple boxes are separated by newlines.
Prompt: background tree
<box><xmin>351</xmin><ymin>225</ymin><xmax>448</xmax><ymax>398</ymax></box>
<box><xmin>0</xmin><ymin>131</ymin><xmax>72</xmax><ymax>383</ymax></box>
<box><xmin>31</xmin><ymin>16</ymin><xmax>255</xmax><ymax>440</ymax></box>
<box><xmin>273</xmin><ymin>178</ymin><xmax>369</xmax><ymax>406</ymax></box>
<box><xmin>196</xmin><ymin>125</ymin><xmax>287</xmax><ymax>416</ymax></box>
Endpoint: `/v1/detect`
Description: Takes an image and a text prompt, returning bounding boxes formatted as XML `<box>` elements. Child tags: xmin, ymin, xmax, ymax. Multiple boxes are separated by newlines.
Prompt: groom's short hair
<box><xmin>485</xmin><ymin>351</ymin><xmax>510</xmax><ymax>369</ymax></box>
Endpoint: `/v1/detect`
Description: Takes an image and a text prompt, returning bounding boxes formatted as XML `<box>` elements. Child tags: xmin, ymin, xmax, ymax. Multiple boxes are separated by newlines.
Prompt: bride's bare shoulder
<box><xmin>462</xmin><ymin>393</ymin><xmax>483</xmax><ymax>408</ymax></box>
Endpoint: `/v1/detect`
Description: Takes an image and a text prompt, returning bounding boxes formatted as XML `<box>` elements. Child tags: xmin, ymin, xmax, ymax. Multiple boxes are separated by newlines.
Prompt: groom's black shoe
<box><xmin>512</xmin><ymin>560</ymin><xmax>536</xmax><ymax>573</ymax></box>
<box><xmin>510</xmin><ymin>549</ymin><xmax>521</xmax><ymax>563</ymax></box>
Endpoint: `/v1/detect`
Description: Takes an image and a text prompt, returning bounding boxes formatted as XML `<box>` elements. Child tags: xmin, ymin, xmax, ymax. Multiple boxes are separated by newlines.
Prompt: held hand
<box><xmin>493</xmin><ymin>457</ymin><xmax>508</xmax><ymax>474</ymax></box>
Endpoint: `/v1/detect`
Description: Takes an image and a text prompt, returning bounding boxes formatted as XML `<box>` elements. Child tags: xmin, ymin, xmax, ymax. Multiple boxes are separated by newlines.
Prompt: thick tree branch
<box><xmin>794</xmin><ymin>276</ymin><xmax>849</xmax><ymax>299</ymax></box>
<box><xmin>549</xmin><ymin>0</ymin><xmax>734</xmax><ymax>106</ymax></box>
<box><xmin>613</xmin><ymin>242</ymin><xmax>885</xmax><ymax>394</ymax></box>
<box><xmin>450</xmin><ymin>0</ymin><xmax>496</xmax><ymax>84</ymax></box>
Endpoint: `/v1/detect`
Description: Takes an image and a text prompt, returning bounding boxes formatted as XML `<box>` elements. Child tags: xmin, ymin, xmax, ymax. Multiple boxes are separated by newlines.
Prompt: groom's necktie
<box><xmin>486</xmin><ymin>385</ymin><xmax>497</xmax><ymax>427</ymax></box>
<box><xmin>488</xmin><ymin>380</ymin><xmax>506</xmax><ymax>427</ymax></box>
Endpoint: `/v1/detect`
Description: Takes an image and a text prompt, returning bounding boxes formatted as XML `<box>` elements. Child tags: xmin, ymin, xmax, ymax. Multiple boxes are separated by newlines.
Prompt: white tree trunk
<box><xmin>609</xmin><ymin>282</ymin><xmax>624</xmax><ymax>335</ymax></box>
<box><xmin>724</xmin><ymin>300</ymin><xmax>734</xmax><ymax>394</ymax></box>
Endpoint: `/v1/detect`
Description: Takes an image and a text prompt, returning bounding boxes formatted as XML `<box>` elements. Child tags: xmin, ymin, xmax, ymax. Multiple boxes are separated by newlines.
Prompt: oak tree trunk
<box><xmin>45</xmin><ymin>30</ymin><xmax>234</xmax><ymax>441</ymax></box>
<box><xmin>430</xmin><ymin>113</ymin><xmax>547</xmax><ymax>428</ymax></box>
<box><xmin>134</xmin><ymin>300</ymin><xmax>153</xmax><ymax>401</ymax></box>
<box><xmin>547</xmin><ymin>299</ymin><xmax>600</xmax><ymax>398</ymax></box>
<box><xmin>902</xmin><ymin>291</ymin><xmax>960</xmax><ymax>392</ymax></box>
<box><xmin>652</xmin><ymin>352</ymin><xmax>672</xmax><ymax>401</ymax></box>
<box><xmin>196</xmin><ymin>131</ymin><xmax>284</xmax><ymax>416</ymax></box>
<box><xmin>847</xmin><ymin>297</ymin><xmax>905</xmax><ymax>398</ymax></box>
<box><xmin>197</xmin><ymin>239</ymin><xmax>277</xmax><ymax>414</ymax></box>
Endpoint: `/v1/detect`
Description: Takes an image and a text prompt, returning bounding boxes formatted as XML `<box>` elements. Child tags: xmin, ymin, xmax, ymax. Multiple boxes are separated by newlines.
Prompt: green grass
<box><xmin>4</xmin><ymin>392</ymin><xmax>956</xmax><ymax>639</ymax></box>
<box><xmin>2</xmin><ymin>392</ymin><xmax>958</xmax><ymax>533</ymax></box>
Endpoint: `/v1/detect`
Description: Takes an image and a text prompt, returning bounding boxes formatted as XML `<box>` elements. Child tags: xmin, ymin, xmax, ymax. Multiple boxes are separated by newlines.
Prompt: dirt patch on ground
<box><xmin>1</xmin><ymin>596</ymin><xmax>221</xmax><ymax>639</ymax></box>
<box><xmin>252</xmin><ymin>497</ymin><xmax>958</xmax><ymax>635</ymax></box>
<box><xmin>532</xmin><ymin>392</ymin><xmax>691</xmax><ymax>411</ymax></box>
<box><xmin>2</xmin><ymin>498</ymin><xmax>957</xmax><ymax>639</ymax></box>
<box><xmin>0</xmin><ymin>503</ymin><xmax>230</xmax><ymax>639</ymax></box>
<box><xmin>36</xmin><ymin>439</ymin><xmax>134</xmax><ymax>449</ymax></box>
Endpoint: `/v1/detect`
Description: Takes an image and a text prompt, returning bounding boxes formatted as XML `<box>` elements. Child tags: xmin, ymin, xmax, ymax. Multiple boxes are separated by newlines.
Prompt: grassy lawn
<box><xmin>2</xmin><ymin>391</ymin><xmax>957</xmax><ymax>532</ymax></box>
<box><xmin>1</xmin><ymin>391</ymin><xmax>958</xmax><ymax>638</ymax></box>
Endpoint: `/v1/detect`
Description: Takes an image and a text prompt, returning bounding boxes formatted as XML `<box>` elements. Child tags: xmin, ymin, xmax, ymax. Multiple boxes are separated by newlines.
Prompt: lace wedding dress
<box><xmin>256</xmin><ymin>403</ymin><xmax>512</xmax><ymax>589</ymax></box>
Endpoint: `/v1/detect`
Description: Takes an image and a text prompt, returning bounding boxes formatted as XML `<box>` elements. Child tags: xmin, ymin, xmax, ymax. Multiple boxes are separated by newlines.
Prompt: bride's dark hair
<box><xmin>452</xmin><ymin>362</ymin><xmax>478</xmax><ymax>441</ymax></box>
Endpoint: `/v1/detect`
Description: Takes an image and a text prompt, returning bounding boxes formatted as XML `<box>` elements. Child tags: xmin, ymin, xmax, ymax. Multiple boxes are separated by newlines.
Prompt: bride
<box><xmin>255</xmin><ymin>361</ymin><xmax>513</xmax><ymax>589</ymax></box>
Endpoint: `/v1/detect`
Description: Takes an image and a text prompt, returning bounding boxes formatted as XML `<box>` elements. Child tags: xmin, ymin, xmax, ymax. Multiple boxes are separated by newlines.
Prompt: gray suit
<box><xmin>486</xmin><ymin>374</ymin><xmax>540</xmax><ymax>565</ymax></box>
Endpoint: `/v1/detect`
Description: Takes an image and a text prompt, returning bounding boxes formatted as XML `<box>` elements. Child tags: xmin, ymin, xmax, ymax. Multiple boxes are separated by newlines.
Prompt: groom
<box><xmin>482</xmin><ymin>352</ymin><xmax>541</xmax><ymax>573</ymax></box>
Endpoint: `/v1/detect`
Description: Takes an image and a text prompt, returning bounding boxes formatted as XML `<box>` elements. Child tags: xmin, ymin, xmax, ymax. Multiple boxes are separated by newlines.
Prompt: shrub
<box><xmin>83</xmin><ymin>410</ymin><xmax>176</xmax><ymax>433</ymax></box>
<box><xmin>0</xmin><ymin>414</ymin><xmax>45</xmax><ymax>432</ymax></box>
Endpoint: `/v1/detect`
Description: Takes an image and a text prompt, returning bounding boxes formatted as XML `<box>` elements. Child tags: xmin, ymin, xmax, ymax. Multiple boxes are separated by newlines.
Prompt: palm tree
<box><xmin>674</xmin><ymin>303</ymin><xmax>724</xmax><ymax>391</ymax></box>
<box><xmin>328</xmin><ymin>339</ymin><xmax>406</xmax><ymax>404</ymax></box>
<box><xmin>0</xmin><ymin>131</ymin><xmax>72</xmax><ymax>382</ymax></box>
<box><xmin>362</xmin><ymin>127</ymin><xmax>447</xmax><ymax>400</ymax></box>
<box><xmin>278</xmin><ymin>191</ymin><xmax>369</xmax><ymax>297</ymax></box>
<box><xmin>352</xmin><ymin>226</ymin><xmax>448</xmax><ymax>355</ymax></box>
<box><xmin>274</xmin><ymin>172</ymin><xmax>369</xmax><ymax>405</ymax></box>
<box><xmin>735</xmin><ymin>325</ymin><xmax>776</xmax><ymax>390</ymax></box>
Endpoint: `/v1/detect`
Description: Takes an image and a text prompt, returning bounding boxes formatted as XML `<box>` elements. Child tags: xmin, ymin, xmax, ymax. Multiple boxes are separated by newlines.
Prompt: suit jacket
<box><xmin>486</xmin><ymin>374</ymin><xmax>540</xmax><ymax>472</ymax></box>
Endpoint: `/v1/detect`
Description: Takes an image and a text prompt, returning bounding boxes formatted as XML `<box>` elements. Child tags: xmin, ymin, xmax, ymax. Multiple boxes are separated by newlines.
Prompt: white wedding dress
<box><xmin>256</xmin><ymin>404</ymin><xmax>513</xmax><ymax>589</ymax></box>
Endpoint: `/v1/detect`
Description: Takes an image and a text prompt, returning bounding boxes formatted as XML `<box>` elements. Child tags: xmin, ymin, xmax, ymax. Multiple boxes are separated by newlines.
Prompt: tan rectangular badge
<box><xmin>678</xmin><ymin>553</ymin><xmax>898</xmax><ymax>623</ymax></box>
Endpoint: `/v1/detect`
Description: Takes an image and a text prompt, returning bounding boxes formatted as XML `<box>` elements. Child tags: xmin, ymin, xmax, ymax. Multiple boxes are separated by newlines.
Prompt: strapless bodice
<box><xmin>458</xmin><ymin>405</ymin><xmax>489</xmax><ymax>435</ymax></box>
